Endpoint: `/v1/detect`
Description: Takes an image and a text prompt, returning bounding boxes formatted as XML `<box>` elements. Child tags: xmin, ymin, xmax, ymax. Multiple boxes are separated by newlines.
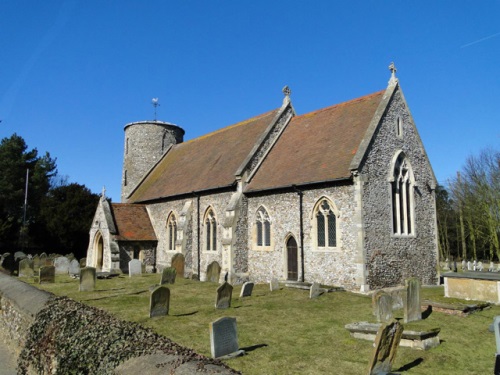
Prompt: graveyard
<box><xmin>15</xmin><ymin>271</ymin><xmax>499</xmax><ymax>375</ymax></box>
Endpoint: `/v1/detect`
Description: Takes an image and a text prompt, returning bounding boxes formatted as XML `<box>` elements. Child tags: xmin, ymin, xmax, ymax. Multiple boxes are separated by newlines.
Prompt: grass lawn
<box><xmin>26</xmin><ymin>274</ymin><xmax>498</xmax><ymax>375</ymax></box>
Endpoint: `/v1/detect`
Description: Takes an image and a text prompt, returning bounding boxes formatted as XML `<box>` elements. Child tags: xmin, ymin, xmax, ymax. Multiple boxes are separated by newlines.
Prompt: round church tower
<box><xmin>121</xmin><ymin>120</ymin><xmax>184</xmax><ymax>202</ymax></box>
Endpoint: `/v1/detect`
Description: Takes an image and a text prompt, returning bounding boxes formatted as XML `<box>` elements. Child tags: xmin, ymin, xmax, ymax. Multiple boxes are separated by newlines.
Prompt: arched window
<box><xmin>313</xmin><ymin>198</ymin><xmax>338</xmax><ymax>249</ymax></box>
<box><xmin>204</xmin><ymin>208</ymin><xmax>217</xmax><ymax>251</ymax></box>
<box><xmin>255</xmin><ymin>206</ymin><xmax>272</xmax><ymax>248</ymax></box>
<box><xmin>166</xmin><ymin>213</ymin><xmax>177</xmax><ymax>251</ymax></box>
<box><xmin>391</xmin><ymin>153</ymin><xmax>415</xmax><ymax>235</ymax></box>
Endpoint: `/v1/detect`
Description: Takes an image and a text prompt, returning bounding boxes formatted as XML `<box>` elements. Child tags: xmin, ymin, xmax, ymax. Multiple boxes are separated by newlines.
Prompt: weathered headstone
<box><xmin>79</xmin><ymin>267</ymin><xmax>96</xmax><ymax>291</ymax></box>
<box><xmin>39</xmin><ymin>265</ymin><xmax>55</xmax><ymax>284</ymax></box>
<box><xmin>32</xmin><ymin>255</ymin><xmax>41</xmax><ymax>270</ymax></box>
<box><xmin>310</xmin><ymin>282</ymin><xmax>321</xmax><ymax>299</ymax></box>
<box><xmin>171</xmin><ymin>253</ymin><xmax>185</xmax><ymax>278</ymax></box>
<box><xmin>129</xmin><ymin>259</ymin><xmax>142</xmax><ymax>277</ymax></box>
<box><xmin>404</xmin><ymin>277</ymin><xmax>422</xmax><ymax>323</ymax></box>
<box><xmin>270</xmin><ymin>278</ymin><xmax>279</xmax><ymax>291</ymax></box>
<box><xmin>209</xmin><ymin>317</ymin><xmax>244</xmax><ymax>359</ymax></box>
<box><xmin>367</xmin><ymin>320</ymin><xmax>404</xmax><ymax>375</ymax></box>
<box><xmin>215</xmin><ymin>282</ymin><xmax>233</xmax><ymax>309</ymax></box>
<box><xmin>373</xmin><ymin>291</ymin><xmax>393</xmax><ymax>323</ymax></box>
<box><xmin>467</xmin><ymin>261</ymin><xmax>472</xmax><ymax>271</ymax></box>
<box><xmin>443</xmin><ymin>258</ymin><xmax>450</xmax><ymax>271</ymax></box>
<box><xmin>79</xmin><ymin>257</ymin><xmax>87</xmax><ymax>268</ymax></box>
<box><xmin>478</xmin><ymin>261</ymin><xmax>484</xmax><ymax>272</ymax></box>
<box><xmin>18</xmin><ymin>258</ymin><xmax>34</xmax><ymax>278</ymax></box>
<box><xmin>239</xmin><ymin>282</ymin><xmax>254</xmax><ymax>298</ymax></box>
<box><xmin>461</xmin><ymin>259</ymin><xmax>467</xmax><ymax>270</ymax></box>
<box><xmin>206</xmin><ymin>261</ymin><xmax>221</xmax><ymax>283</ymax></box>
<box><xmin>490</xmin><ymin>262</ymin><xmax>496</xmax><ymax>272</ymax></box>
<box><xmin>149</xmin><ymin>286</ymin><xmax>170</xmax><ymax>318</ymax></box>
<box><xmin>14</xmin><ymin>251</ymin><xmax>27</xmax><ymax>261</ymax></box>
<box><xmin>54</xmin><ymin>256</ymin><xmax>70</xmax><ymax>274</ymax></box>
<box><xmin>69</xmin><ymin>259</ymin><xmax>80</xmax><ymax>277</ymax></box>
<box><xmin>160</xmin><ymin>267</ymin><xmax>176</xmax><ymax>285</ymax></box>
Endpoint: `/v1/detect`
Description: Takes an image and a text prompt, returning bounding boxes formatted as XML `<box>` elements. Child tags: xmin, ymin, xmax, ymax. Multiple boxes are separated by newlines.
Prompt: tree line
<box><xmin>436</xmin><ymin>148</ymin><xmax>499</xmax><ymax>262</ymax></box>
<box><xmin>0</xmin><ymin>134</ymin><xmax>100</xmax><ymax>259</ymax></box>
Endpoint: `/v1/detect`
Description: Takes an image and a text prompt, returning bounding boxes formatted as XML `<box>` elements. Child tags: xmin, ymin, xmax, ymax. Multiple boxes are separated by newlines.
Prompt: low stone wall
<box><xmin>0</xmin><ymin>273</ymin><xmax>238</xmax><ymax>374</ymax></box>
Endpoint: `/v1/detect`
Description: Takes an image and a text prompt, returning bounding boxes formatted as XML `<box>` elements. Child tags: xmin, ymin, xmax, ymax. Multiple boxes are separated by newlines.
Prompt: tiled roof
<box><xmin>111</xmin><ymin>203</ymin><xmax>157</xmax><ymax>241</ymax></box>
<box><xmin>245</xmin><ymin>90</ymin><xmax>385</xmax><ymax>192</ymax></box>
<box><xmin>128</xmin><ymin>109</ymin><xmax>280</xmax><ymax>202</ymax></box>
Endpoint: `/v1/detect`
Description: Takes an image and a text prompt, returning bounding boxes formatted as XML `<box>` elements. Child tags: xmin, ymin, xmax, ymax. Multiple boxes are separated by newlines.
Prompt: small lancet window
<box><xmin>256</xmin><ymin>207</ymin><xmax>271</xmax><ymax>247</ymax></box>
<box><xmin>166</xmin><ymin>213</ymin><xmax>177</xmax><ymax>251</ymax></box>
<box><xmin>396</xmin><ymin>116</ymin><xmax>403</xmax><ymax>138</ymax></box>
<box><xmin>205</xmin><ymin>209</ymin><xmax>217</xmax><ymax>251</ymax></box>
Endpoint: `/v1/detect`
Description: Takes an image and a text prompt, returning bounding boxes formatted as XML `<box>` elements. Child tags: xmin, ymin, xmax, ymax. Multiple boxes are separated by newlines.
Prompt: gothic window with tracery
<box><xmin>314</xmin><ymin>199</ymin><xmax>337</xmax><ymax>249</ymax></box>
<box><xmin>205</xmin><ymin>208</ymin><xmax>217</xmax><ymax>251</ymax></box>
<box><xmin>255</xmin><ymin>206</ymin><xmax>271</xmax><ymax>248</ymax></box>
<box><xmin>166</xmin><ymin>213</ymin><xmax>177</xmax><ymax>251</ymax></box>
<box><xmin>391</xmin><ymin>153</ymin><xmax>415</xmax><ymax>236</ymax></box>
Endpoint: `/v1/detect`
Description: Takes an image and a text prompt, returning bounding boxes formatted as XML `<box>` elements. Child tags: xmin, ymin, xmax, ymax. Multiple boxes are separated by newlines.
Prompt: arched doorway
<box><xmin>286</xmin><ymin>236</ymin><xmax>298</xmax><ymax>281</ymax></box>
<box><xmin>94</xmin><ymin>232</ymin><xmax>104</xmax><ymax>270</ymax></box>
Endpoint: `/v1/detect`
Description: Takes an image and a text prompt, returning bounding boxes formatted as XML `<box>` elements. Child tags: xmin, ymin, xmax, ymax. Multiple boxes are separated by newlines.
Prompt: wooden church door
<box><xmin>286</xmin><ymin>236</ymin><xmax>298</xmax><ymax>280</ymax></box>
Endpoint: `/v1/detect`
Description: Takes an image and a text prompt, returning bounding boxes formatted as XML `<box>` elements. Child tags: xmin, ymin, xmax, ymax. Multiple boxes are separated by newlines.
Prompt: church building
<box><xmin>87</xmin><ymin>65</ymin><xmax>439</xmax><ymax>291</ymax></box>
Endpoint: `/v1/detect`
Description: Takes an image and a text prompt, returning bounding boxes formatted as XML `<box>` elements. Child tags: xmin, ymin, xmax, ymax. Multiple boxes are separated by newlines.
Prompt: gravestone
<box><xmin>160</xmin><ymin>267</ymin><xmax>176</xmax><ymax>285</ymax></box>
<box><xmin>442</xmin><ymin>258</ymin><xmax>450</xmax><ymax>271</ymax></box>
<box><xmin>209</xmin><ymin>317</ymin><xmax>244</xmax><ymax>359</ymax></box>
<box><xmin>79</xmin><ymin>267</ymin><xmax>96</xmax><ymax>291</ymax></box>
<box><xmin>461</xmin><ymin>259</ymin><xmax>467</xmax><ymax>270</ymax></box>
<box><xmin>39</xmin><ymin>265</ymin><xmax>55</xmax><ymax>284</ymax></box>
<box><xmin>270</xmin><ymin>278</ymin><xmax>279</xmax><ymax>291</ymax></box>
<box><xmin>14</xmin><ymin>251</ymin><xmax>27</xmax><ymax>261</ymax></box>
<box><xmin>215</xmin><ymin>282</ymin><xmax>233</xmax><ymax>309</ymax></box>
<box><xmin>239</xmin><ymin>282</ymin><xmax>254</xmax><ymax>298</ymax></box>
<box><xmin>79</xmin><ymin>258</ymin><xmax>87</xmax><ymax>268</ymax></box>
<box><xmin>150</xmin><ymin>286</ymin><xmax>170</xmax><ymax>318</ymax></box>
<box><xmin>367</xmin><ymin>320</ymin><xmax>404</xmax><ymax>375</ymax></box>
<box><xmin>310</xmin><ymin>282</ymin><xmax>321</xmax><ymax>299</ymax></box>
<box><xmin>171</xmin><ymin>253</ymin><xmax>185</xmax><ymax>278</ymax></box>
<box><xmin>69</xmin><ymin>259</ymin><xmax>80</xmax><ymax>277</ymax></box>
<box><xmin>404</xmin><ymin>277</ymin><xmax>422</xmax><ymax>323</ymax></box>
<box><xmin>477</xmin><ymin>261</ymin><xmax>484</xmax><ymax>272</ymax></box>
<box><xmin>129</xmin><ymin>259</ymin><xmax>142</xmax><ymax>277</ymax></box>
<box><xmin>467</xmin><ymin>261</ymin><xmax>472</xmax><ymax>271</ymax></box>
<box><xmin>490</xmin><ymin>262</ymin><xmax>495</xmax><ymax>272</ymax></box>
<box><xmin>32</xmin><ymin>255</ymin><xmax>41</xmax><ymax>270</ymax></box>
<box><xmin>54</xmin><ymin>256</ymin><xmax>70</xmax><ymax>274</ymax></box>
<box><xmin>206</xmin><ymin>261</ymin><xmax>221</xmax><ymax>283</ymax></box>
<box><xmin>373</xmin><ymin>291</ymin><xmax>393</xmax><ymax>323</ymax></box>
<box><xmin>18</xmin><ymin>258</ymin><xmax>34</xmax><ymax>278</ymax></box>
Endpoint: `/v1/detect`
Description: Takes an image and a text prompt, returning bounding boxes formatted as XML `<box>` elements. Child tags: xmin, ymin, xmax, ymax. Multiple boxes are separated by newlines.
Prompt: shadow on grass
<box><xmin>172</xmin><ymin>311</ymin><xmax>198</xmax><ymax>317</ymax></box>
<box><xmin>422</xmin><ymin>305</ymin><xmax>432</xmax><ymax>319</ymax></box>
<box><xmin>396</xmin><ymin>357</ymin><xmax>424</xmax><ymax>372</ymax></box>
<box><xmin>240</xmin><ymin>344</ymin><xmax>268</xmax><ymax>352</ymax></box>
<box><xmin>82</xmin><ymin>289</ymin><xmax>148</xmax><ymax>301</ymax></box>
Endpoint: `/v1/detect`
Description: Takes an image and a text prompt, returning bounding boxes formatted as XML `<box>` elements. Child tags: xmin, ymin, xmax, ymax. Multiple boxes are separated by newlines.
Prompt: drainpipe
<box><xmin>293</xmin><ymin>185</ymin><xmax>305</xmax><ymax>282</ymax></box>
<box><xmin>152</xmin><ymin>245</ymin><xmax>157</xmax><ymax>273</ymax></box>
<box><xmin>193</xmin><ymin>192</ymin><xmax>201</xmax><ymax>278</ymax></box>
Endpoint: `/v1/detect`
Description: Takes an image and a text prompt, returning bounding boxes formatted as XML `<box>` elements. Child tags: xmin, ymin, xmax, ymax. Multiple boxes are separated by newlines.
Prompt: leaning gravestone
<box><xmin>18</xmin><ymin>258</ymin><xmax>34</xmax><ymax>278</ymax></box>
<box><xmin>54</xmin><ymin>256</ymin><xmax>70</xmax><ymax>274</ymax></box>
<box><xmin>310</xmin><ymin>282</ymin><xmax>322</xmax><ymax>299</ymax></box>
<box><xmin>150</xmin><ymin>286</ymin><xmax>170</xmax><ymax>318</ymax></box>
<box><xmin>270</xmin><ymin>278</ymin><xmax>279</xmax><ymax>291</ymax></box>
<box><xmin>367</xmin><ymin>319</ymin><xmax>404</xmax><ymax>375</ymax></box>
<box><xmin>39</xmin><ymin>265</ymin><xmax>55</xmax><ymax>284</ymax></box>
<box><xmin>79</xmin><ymin>267</ymin><xmax>96</xmax><ymax>291</ymax></box>
<box><xmin>206</xmin><ymin>261</ymin><xmax>221</xmax><ymax>283</ymax></box>
<box><xmin>171</xmin><ymin>253</ymin><xmax>185</xmax><ymax>278</ymax></box>
<box><xmin>215</xmin><ymin>282</ymin><xmax>233</xmax><ymax>309</ymax></box>
<box><xmin>69</xmin><ymin>259</ymin><xmax>80</xmax><ymax>277</ymax></box>
<box><xmin>404</xmin><ymin>277</ymin><xmax>422</xmax><ymax>323</ymax></box>
<box><xmin>209</xmin><ymin>317</ymin><xmax>245</xmax><ymax>359</ymax></box>
<box><xmin>373</xmin><ymin>291</ymin><xmax>393</xmax><ymax>323</ymax></box>
<box><xmin>239</xmin><ymin>282</ymin><xmax>254</xmax><ymax>298</ymax></box>
<box><xmin>160</xmin><ymin>267</ymin><xmax>176</xmax><ymax>285</ymax></box>
<box><xmin>129</xmin><ymin>259</ymin><xmax>142</xmax><ymax>277</ymax></box>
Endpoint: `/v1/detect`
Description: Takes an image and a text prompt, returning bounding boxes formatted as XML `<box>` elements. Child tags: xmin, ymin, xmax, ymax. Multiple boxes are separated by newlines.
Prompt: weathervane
<box><xmin>152</xmin><ymin>98</ymin><xmax>160</xmax><ymax>121</ymax></box>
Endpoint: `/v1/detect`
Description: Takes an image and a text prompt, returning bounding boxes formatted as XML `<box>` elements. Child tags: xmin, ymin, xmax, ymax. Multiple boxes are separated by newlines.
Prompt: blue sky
<box><xmin>1</xmin><ymin>1</ymin><xmax>499</xmax><ymax>202</ymax></box>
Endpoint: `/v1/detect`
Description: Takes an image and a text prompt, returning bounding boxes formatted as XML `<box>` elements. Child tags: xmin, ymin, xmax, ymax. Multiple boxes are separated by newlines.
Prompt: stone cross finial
<box><xmin>152</xmin><ymin>98</ymin><xmax>160</xmax><ymax>121</ymax></box>
<box><xmin>282</xmin><ymin>85</ymin><xmax>291</xmax><ymax>97</ymax></box>
<box><xmin>388</xmin><ymin>62</ymin><xmax>398</xmax><ymax>85</ymax></box>
<box><xmin>101</xmin><ymin>186</ymin><xmax>106</xmax><ymax>199</ymax></box>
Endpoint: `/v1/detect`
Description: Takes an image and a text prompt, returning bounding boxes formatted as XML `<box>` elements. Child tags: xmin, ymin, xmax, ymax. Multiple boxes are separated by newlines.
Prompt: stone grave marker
<box><xmin>79</xmin><ymin>267</ymin><xmax>96</xmax><ymax>291</ymax></box>
<box><xmin>160</xmin><ymin>267</ymin><xmax>177</xmax><ymax>285</ymax></box>
<box><xmin>490</xmin><ymin>262</ymin><xmax>495</xmax><ymax>272</ymax></box>
<box><xmin>467</xmin><ymin>261</ymin><xmax>472</xmax><ymax>271</ymax></box>
<box><xmin>39</xmin><ymin>265</ymin><xmax>55</xmax><ymax>284</ymax></box>
<box><xmin>14</xmin><ymin>251</ymin><xmax>27</xmax><ymax>261</ymax></box>
<box><xmin>367</xmin><ymin>320</ymin><xmax>403</xmax><ymax>375</ymax></box>
<box><xmin>79</xmin><ymin>257</ymin><xmax>87</xmax><ymax>268</ymax></box>
<box><xmin>404</xmin><ymin>277</ymin><xmax>422</xmax><ymax>323</ymax></box>
<box><xmin>239</xmin><ymin>282</ymin><xmax>254</xmax><ymax>298</ymax></box>
<box><xmin>310</xmin><ymin>282</ymin><xmax>321</xmax><ymax>299</ymax></box>
<box><xmin>129</xmin><ymin>259</ymin><xmax>142</xmax><ymax>277</ymax></box>
<box><xmin>270</xmin><ymin>278</ymin><xmax>279</xmax><ymax>291</ymax></box>
<box><xmin>32</xmin><ymin>255</ymin><xmax>41</xmax><ymax>270</ymax></box>
<box><xmin>206</xmin><ymin>261</ymin><xmax>221</xmax><ymax>283</ymax></box>
<box><xmin>54</xmin><ymin>256</ymin><xmax>70</xmax><ymax>274</ymax></box>
<box><xmin>215</xmin><ymin>282</ymin><xmax>233</xmax><ymax>309</ymax></box>
<box><xmin>171</xmin><ymin>253</ymin><xmax>185</xmax><ymax>278</ymax></box>
<box><xmin>69</xmin><ymin>259</ymin><xmax>81</xmax><ymax>277</ymax></box>
<box><xmin>478</xmin><ymin>261</ymin><xmax>484</xmax><ymax>272</ymax></box>
<box><xmin>373</xmin><ymin>291</ymin><xmax>393</xmax><ymax>323</ymax></box>
<box><xmin>209</xmin><ymin>317</ymin><xmax>244</xmax><ymax>359</ymax></box>
<box><xmin>461</xmin><ymin>259</ymin><xmax>467</xmax><ymax>270</ymax></box>
<box><xmin>18</xmin><ymin>258</ymin><xmax>34</xmax><ymax>278</ymax></box>
<box><xmin>150</xmin><ymin>286</ymin><xmax>170</xmax><ymax>318</ymax></box>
